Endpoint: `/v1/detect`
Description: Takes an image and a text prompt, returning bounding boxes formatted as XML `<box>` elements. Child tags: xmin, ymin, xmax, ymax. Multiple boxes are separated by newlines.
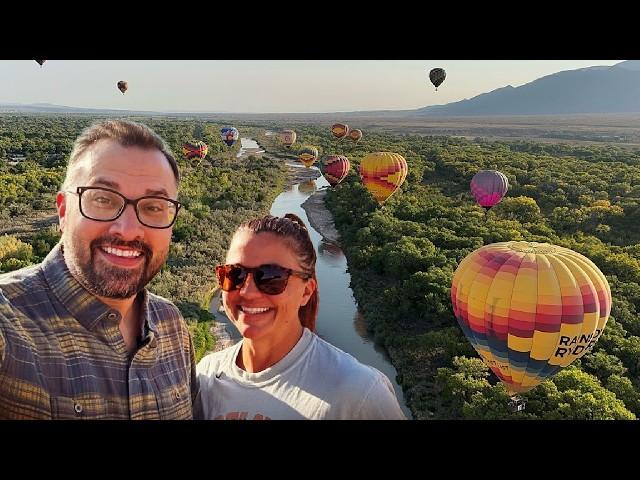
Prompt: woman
<box><xmin>195</xmin><ymin>213</ymin><xmax>406</xmax><ymax>420</ymax></box>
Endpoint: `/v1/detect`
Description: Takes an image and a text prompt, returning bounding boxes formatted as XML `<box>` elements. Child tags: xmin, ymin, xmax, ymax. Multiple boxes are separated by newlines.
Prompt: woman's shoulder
<box><xmin>196</xmin><ymin>343</ymin><xmax>239</xmax><ymax>377</ymax></box>
<box><xmin>309</xmin><ymin>333</ymin><xmax>387</xmax><ymax>384</ymax></box>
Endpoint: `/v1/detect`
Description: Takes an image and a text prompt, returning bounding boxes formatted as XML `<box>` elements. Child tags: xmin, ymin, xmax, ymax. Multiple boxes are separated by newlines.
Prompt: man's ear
<box><xmin>56</xmin><ymin>191</ymin><xmax>66</xmax><ymax>233</ymax></box>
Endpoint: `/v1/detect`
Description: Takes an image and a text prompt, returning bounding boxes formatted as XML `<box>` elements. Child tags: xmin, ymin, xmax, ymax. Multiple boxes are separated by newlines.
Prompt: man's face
<box><xmin>57</xmin><ymin>139</ymin><xmax>178</xmax><ymax>299</ymax></box>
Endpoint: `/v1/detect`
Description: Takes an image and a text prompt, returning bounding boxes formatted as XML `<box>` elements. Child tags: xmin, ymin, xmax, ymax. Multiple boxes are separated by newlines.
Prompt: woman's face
<box><xmin>222</xmin><ymin>231</ymin><xmax>316</xmax><ymax>343</ymax></box>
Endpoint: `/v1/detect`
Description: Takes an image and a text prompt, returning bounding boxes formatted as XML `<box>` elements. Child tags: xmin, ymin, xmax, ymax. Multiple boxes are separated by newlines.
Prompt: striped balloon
<box><xmin>220</xmin><ymin>127</ymin><xmax>239</xmax><ymax>147</ymax></box>
<box><xmin>348</xmin><ymin>129</ymin><xmax>363</xmax><ymax>143</ymax></box>
<box><xmin>182</xmin><ymin>141</ymin><xmax>208</xmax><ymax>160</ymax></box>
<box><xmin>298</xmin><ymin>146</ymin><xmax>319</xmax><ymax>168</ymax></box>
<box><xmin>451</xmin><ymin>241</ymin><xmax>612</xmax><ymax>394</ymax></box>
<box><xmin>470</xmin><ymin>170</ymin><xmax>509</xmax><ymax>209</ymax></box>
<box><xmin>280</xmin><ymin>130</ymin><xmax>297</xmax><ymax>148</ymax></box>
<box><xmin>331</xmin><ymin>123</ymin><xmax>349</xmax><ymax>139</ymax></box>
<box><xmin>359</xmin><ymin>152</ymin><xmax>408</xmax><ymax>204</ymax></box>
<box><xmin>321</xmin><ymin>155</ymin><xmax>350</xmax><ymax>187</ymax></box>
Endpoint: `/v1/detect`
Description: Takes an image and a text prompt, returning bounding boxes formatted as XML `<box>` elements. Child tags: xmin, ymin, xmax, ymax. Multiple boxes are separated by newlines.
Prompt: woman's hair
<box><xmin>235</xmin><ymin>213</ymin><xmax>318</xmax><ymax>331</ymax></box>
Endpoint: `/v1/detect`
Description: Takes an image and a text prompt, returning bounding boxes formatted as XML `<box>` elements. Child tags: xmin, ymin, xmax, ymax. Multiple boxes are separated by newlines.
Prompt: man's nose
<box><xmin>108</xmin><ymin>204</ymin><xmax>144</xmax><ymax>239</ymax></box>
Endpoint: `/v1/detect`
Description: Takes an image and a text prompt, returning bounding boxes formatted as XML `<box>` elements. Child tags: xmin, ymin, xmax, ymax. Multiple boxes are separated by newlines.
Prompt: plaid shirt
<box><xmin>0</xmin><ymin>243</ymin><xmax>198</xmax><ymax>419</ymax></box>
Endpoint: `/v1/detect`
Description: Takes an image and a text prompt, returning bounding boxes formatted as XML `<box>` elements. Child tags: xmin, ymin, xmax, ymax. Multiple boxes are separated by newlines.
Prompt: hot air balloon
<box><xmin>35</xmin><ymin>60</ymin><xmax>46</xmax><ymax>67</ymax></box>
<box><xmin>348</xmin><ymin>129</ymin><xmax>363</xmax><ymax>143</ymax></box>
<box><xmin>182</xmin><ymin>141</ymin><xmax>208</xmax><ymax>161</ymax></box>
<box><xmin>470</xmin><ymin>170</ymin><xmax>509</xmax><ymax>210</ymax></box>
<box><xmin>280</xmin><ymin>130</ymin><xmax>297</xmax><ymax>149</ymax></box>
<box><xmin>117</xmin><ymin>81</ymin><xmax>128</xmax><ymax>94</ymax></box>
<box><xmin>451</xmin><ymin>241</ymin><xmax>611</xmax><ymax>398</ymax></box>
<box><xmin>321</xmin><ymin>155</ymin><xmax>350</xmax><ymax>187</ymax></box>
<box><xmin>331</xmin><ymin>123</ymin><xmax>349</xmax><ymax>139</ymax></box>
<box><xmin>359</xmin><ymin>152</ymin><xmax>408</xmax><ymax>204</ymax></box>
<box><xmin>429</xmin><ymin>68</ymin><xmax>446</xmax><ymax>91</ymax></box>
<box><xmin>298</xmin><ymin>146</ymin><xmax>319</xmax><ymax>168</ymax></box>
<box><xmin>220</xmin><ymin>127</ymin><xmax>239</xmax><ymax>147</ymax></box>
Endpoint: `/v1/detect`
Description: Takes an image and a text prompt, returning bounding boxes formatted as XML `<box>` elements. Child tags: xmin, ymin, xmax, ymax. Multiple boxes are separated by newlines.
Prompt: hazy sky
<box><xmin>0</xmin><ymin>60</ymin><xmax>624</xmax><ymax>113</ymax></box>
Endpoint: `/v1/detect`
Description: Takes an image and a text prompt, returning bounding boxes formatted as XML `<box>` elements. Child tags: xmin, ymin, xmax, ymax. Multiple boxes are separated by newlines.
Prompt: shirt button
<box><xmin>175</xmin><ymin>390</ymin><xmax>181</xmax><ymax>400</ymax></box>
<box><xmin>74</xmin><ymin>402</ymin><xmax>83</xmax><ymax>414</ymax></box>
<box><xmin>107</xmin><ymin>312</ymin><xmax>118</xmax><ymax>320</ymax></box>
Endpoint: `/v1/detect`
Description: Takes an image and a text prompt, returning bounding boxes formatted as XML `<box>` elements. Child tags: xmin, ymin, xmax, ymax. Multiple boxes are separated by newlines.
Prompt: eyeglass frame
<box><xmin>215</xmin><ymin>263</ymin><xmax>312</xmax><ymax>295</ymax></box>
<box><xmin>67</xmin><ymin>186</ymin><xmax>182</xmax><ymax>229</ymax></box>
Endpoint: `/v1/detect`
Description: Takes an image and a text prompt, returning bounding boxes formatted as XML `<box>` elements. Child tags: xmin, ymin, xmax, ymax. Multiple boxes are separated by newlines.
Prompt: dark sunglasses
<box><xmin>215</xmin><ymin>264</ymin><xmax>311</xmax><ymax>295</ymax></box>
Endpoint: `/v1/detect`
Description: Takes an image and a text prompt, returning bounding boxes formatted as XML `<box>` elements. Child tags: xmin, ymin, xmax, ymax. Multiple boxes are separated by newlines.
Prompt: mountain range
<box><xmin>1</xmin><ymin>61</ymin><xmax>639</xmax><ymax>117</ymax></box>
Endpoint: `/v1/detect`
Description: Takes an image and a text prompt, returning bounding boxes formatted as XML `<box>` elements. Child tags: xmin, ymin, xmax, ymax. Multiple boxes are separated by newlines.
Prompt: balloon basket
<box><xmin>508</xmin><ymin>395</ymin><xmax>526</xmax><ymax>413</ymax></box>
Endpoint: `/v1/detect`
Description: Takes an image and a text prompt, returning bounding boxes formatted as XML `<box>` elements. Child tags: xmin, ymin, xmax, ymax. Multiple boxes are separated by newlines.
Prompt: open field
<box><xmin>182</xmin><ymin>112</ymin><xmax>640</xmax><ymax>148</ymax></box>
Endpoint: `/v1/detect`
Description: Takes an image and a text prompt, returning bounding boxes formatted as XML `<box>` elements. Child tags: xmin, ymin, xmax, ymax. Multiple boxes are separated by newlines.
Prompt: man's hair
<box><xmin>63</xmin><ymin>120</ymin><xmax>179</xmax><ymax>189</ymax></box>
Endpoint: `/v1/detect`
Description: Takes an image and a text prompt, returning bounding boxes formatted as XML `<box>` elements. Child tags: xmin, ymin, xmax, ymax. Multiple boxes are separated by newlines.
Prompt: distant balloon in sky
<box><xmin>280</xmin><ymin>129</ymin><xmax>297</xmax><ymax>148</ymax></box>
<box><xmin>220</xmin><ymin>127</ymin><xmax>239</xmax><ymax>147</ymax></box>
<box><xmin>321</xmin><ymin>155</ymin><xmax>350</xmax><ymax>187</ymax></box>
<box><xmin>182</xmin><ymin>141</ymin><xmax>208</xmax><ymax>160</ymax></box>
<box><xmin>451</xmin><ymin>241</ymin><xmax>612</xmax><ymax>395</ymax></box>
<box><xmin>348</xmin><ymin>129</ymin><xmax>363</xmax><ymax>143</ymax></box>
<box><xmin>35</xmin><ymin>60</ymin><xmax>46</xmax><ymax>67</ymax></box>
<box><xmin>470</xmin><ymin>169</ymin><xmax>509</xmax><ymax>210</ymax></box>
<box><xmin>331</xmin><ymin>123</ymin><xmax>349</xmax><ymax>139</ymax></box>
<box><xmin>298</xmin><ymin>146</ymin><xmax>319</xmax><ymax>168</ymax></box>
<box><xmin>117</xmin><ymin>80</ymin><xmax>128</xmax><ymax>94</ymax></box>
<box><xmin>359</xmin><ymin>151</ymin><xmax>408</xmax><ymax>204</ymax></box>
<box><xmin>429</xmin><ymin>68</ymin><xmax>446</xmax><ymax>91</ymax></box>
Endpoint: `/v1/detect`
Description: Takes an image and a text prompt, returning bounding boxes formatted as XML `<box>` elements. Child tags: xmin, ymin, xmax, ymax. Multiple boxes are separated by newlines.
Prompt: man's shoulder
<box><xmin>0</xmin><ymin>264</ymin><xmax>44</xmax><ymax>299</ymax></box>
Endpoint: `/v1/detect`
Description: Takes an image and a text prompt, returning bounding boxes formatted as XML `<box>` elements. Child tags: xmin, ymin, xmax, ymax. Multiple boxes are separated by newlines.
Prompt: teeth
<box><xmin>103</xmin><ymin>246</ymin><xmax>142</xmax><ymax>258</ymax></box>
<box><xmin>241</xmin><ymin>306</ymin><xmax>270</xmax><ymax>314</ymax></box>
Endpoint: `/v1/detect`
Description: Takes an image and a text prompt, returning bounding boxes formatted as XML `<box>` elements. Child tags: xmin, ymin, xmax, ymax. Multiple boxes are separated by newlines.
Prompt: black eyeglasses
<box><xmin>215</xmin><ymin>264</ymin><xmax>311</xmax><ymax>295</ymax></box>
<box><xmin>68</xmin><ymin>186</ymin><xmax>181</xmax><ymax>229</ymax></box>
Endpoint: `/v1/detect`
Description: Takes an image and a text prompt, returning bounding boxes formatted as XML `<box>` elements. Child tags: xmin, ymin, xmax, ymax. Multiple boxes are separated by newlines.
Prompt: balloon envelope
<box><xmin>331</xmin><ymin>123</ymin><xmax>349</xmax><ymax>139</ymax></box>
<box><xmin>321</xmin><ymin>155</ymin><xmax>350</xmax><ymax>187</ymax></box>
<box><xmin>117</xmin><ymin>80</ymin><xmax>128</xmax><ymax>94</ymax></box>
<box><xmin>348</xmin><ymin>129</ymin><xmax>363</xmax><ymax>143</ymax></box>
<box><xmin>280</xmin><ymin>130</ymin><xmax>297</xmax><ymax>148</ymax></box>
<box><xmin>220</xmin><ymin>127</ymin><xmax>239</xmax><ymax>147</ymax></box>
<box><xmin>298</xmin><ymin>146</ymin><xmax>319</xmax><ymax>168</ymax></box>
<box><xmin>359</xmin><ymin>152</ymin><xmax>408</xmax><ymax>204</ymax></box>
<box><xmin>429</xmin><ymin>68</ymin><xmax>446</xmax><ymax>89</ymax></box>
<box><xmin>182</xmin><ymin>141</ymin><xmax>208</xmax><ymax>160</ymax></box>
<box><xmin>470</xmin><ymin>169</ymin><xmax>509</xmax><ymax>209</ymax></box>
<box><xmin>451</xmin><ymin>241</ymin><xmax>611</xmax><ymax>394</ymax></box>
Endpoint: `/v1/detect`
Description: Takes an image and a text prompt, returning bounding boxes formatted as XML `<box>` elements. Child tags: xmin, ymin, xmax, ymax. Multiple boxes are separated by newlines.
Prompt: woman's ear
<box><xmin>300</xmin><ymin>278</ymin><xmax>317</xmax><ymax>306</ymax></box>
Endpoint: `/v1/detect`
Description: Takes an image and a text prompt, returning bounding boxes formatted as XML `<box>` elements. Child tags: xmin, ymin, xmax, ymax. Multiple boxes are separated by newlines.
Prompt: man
<box><xmin>0</xmin><ymin>120</ymin><xmax>197</xmax><ymax>419</ymax></box>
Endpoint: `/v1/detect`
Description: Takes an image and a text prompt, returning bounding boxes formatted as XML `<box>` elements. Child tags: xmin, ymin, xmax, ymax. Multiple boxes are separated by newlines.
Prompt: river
<box><xmin>212</xmin><ymin>137</ymin><xmax>412</xmax><ymax>418</ymax></box>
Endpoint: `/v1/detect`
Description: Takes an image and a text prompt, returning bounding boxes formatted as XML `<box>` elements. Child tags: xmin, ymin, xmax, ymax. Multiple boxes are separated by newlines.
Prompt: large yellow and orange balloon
<box><xmin>280</xmin><ymin>130</ymin><xmax>297</xmax><ymax>148</ymax></box>
<box><xmin>298</xmin><ymin>146</ymin><xmax>319</xmax><ymax>168</ymax></box>
<box><xmin>331</xmin><ymin>123</ymin><xmax>349</xmax><ymax>139</ymax></box>
<box><xmin>451</xmin><ymin>241</ymin><xmax>612</xmax><ymax>395</ymax></box>
<box><xmin>358</xmin><ymin>152</ymin><xmax>408</xmax><ymax>204</ymax></box>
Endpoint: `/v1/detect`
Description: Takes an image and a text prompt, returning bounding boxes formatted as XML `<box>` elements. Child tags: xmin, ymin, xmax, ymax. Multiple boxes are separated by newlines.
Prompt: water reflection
<box><xmin>298</xmin><ymin>179</ymin><xmax>317</xmax><ymax>195</ymax></box>
<box><xmin>353</xmin><ymin>311</ymin><xmax>395</xmax><ymax>363</ymax></box>
<box><xmin>318</xmin><ymin>239</ymin><xmax>344</xmax><ymax>265</ymax></box>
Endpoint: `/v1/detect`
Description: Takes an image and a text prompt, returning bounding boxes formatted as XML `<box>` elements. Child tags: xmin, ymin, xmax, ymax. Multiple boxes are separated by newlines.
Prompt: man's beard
<box><xmin>64</xmin><ymin>234</ymin><xmax>167</xmax><ymax>299</ymax></box>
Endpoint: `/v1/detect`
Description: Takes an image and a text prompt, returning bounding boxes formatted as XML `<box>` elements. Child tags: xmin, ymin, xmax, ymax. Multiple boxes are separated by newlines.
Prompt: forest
<box><xmin>2</xmin><ymin>114</ymin><xmax>640</xmax><ymax>419</ymax></box>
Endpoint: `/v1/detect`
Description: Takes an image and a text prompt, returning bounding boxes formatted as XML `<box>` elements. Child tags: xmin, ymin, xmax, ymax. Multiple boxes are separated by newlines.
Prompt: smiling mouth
<box><xmin>100</xmin><ymin>246</ymin><xmax>143</xmax><ymax>258</ymax></box>
<box><xmin>239</xmin><ymin>306</ymin><xmax>272</xmax><ymax>314</ymax></box>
